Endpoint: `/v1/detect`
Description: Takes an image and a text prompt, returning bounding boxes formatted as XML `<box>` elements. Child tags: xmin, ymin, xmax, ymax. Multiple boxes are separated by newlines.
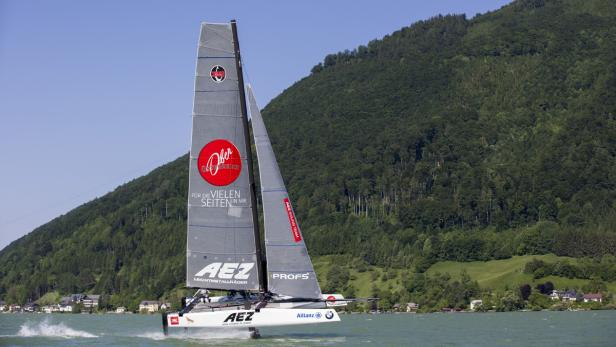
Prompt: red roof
<box><xmin>583</xmin><ymin>293</ymin><xmax>602</xmax><ymax>299</ymax></box>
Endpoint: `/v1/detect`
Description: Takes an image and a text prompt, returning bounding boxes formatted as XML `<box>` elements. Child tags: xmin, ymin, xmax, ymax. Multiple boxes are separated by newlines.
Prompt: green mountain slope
<box><xmin>1</xmin><ymin>0</ymin><xmax>615</xmax><ymax>308</ymax></box>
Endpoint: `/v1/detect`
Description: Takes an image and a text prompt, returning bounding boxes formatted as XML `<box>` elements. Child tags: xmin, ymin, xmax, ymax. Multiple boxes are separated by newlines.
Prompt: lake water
<box><xmin>0</xmin><ymin>311</ymin><xmax>614</xmax><ymax>346</ymax></box>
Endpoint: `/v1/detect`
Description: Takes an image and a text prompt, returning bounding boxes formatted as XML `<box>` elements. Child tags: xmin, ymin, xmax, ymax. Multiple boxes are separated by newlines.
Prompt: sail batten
<box><xmin>247</xmin><ymin>85</ymin><xmax>322</xmax><ymax>300</ymax></box>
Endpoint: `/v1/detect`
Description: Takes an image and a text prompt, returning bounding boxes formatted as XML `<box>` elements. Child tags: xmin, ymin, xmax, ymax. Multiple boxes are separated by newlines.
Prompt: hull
<box><xmin>165</xmin><ymin>308</ymin><xmax>340</xmax><ymax>328</ymax></box>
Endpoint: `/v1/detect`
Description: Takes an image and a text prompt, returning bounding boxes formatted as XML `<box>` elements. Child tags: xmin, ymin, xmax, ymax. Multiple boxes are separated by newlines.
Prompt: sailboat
<box><xmin>162</xmin><ymin>20</ymin><xmax>347</xmax><ymax>337</ymax></box>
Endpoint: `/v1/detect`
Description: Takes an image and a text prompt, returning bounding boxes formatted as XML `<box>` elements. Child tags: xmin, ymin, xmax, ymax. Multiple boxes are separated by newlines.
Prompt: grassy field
<box><xmin>312</xmin><ymin>255</ymin><xmax>405</xmax><ymax>298</ymax></box>
<box><xmin>313</xmin><ymin>254</ymin><xmax>616</xmax><ymax>296</ymax></box>
<box><xmin>427</xmin><ymin>254</ymin><xmax>616</xmax><ymax>292</ymax></box>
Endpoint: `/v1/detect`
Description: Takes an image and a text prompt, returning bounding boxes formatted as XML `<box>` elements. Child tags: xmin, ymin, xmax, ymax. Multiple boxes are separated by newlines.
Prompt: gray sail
<box><xmin>247</xmin><ymin>85</ymin><xmax>322</xmax><ymax>299</ymax></box>
<box><xmin>186</xmin><ymin>23</ymin><xmax>260</xmax><ymax>291</ymax></box>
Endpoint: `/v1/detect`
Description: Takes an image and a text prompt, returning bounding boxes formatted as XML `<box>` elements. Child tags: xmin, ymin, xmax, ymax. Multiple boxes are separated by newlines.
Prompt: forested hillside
<box><xmin>1</xmin><ymin>0</ymin><xmax>615</xmax><ymax>309</ymax></box>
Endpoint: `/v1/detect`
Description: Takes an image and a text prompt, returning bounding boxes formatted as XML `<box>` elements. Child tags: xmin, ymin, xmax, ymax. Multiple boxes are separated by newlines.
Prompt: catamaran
<box><xmin>162</xmin><ymin>20</ymin><xmax>349</xmax><ymax>338</ymax></box>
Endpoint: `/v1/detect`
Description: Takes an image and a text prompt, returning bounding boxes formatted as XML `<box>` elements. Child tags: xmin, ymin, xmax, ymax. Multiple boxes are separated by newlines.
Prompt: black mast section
<box><xmin>231</xmin><ymin>19</ymin><xmax>266</xmax><ymax>293</ymax></box>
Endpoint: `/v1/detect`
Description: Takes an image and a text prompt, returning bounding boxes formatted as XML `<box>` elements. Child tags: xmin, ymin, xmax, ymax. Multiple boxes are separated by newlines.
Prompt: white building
<box><xmin>115</xmin><ymin>306</ymin><xmax>127</xmax><ymax>313</ymax></box>
<box><xmin>406</xmin><ymin>303</ymin><xmax>419</xmax><ymax>312</ymax></box>
<box><xmin>42</xmin><ymin>305</ymin><xmax>61</xmax><ymax>313</ymax></box>
<box><xmin>470</xmin><ymin>300</ymin><xmax>483</xmax><ymax>311</ymax></box>
<box><xmin>139</xmin><ymin>301</ymin><xmax>160</xmax><ymax>313</ymax></box>
<box><xmin>82</xmin><ymin>295</ymin><xmax>100</xmax><ymax>309</ymax></box>
<box><xmin>583</xmin><ymin>293</ymin><xmax>603</xmax><ymax>303</ymax></box>
<box><xmin>59</xmin><ymin>304</ymin><xmax>73</xmax><ymax>312</ymax></box>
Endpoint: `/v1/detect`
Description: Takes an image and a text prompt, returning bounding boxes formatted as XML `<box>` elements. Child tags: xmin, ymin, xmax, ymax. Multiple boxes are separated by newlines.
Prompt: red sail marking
<box><xmin>283</xmin><ymin>198</ymin><xmax>302</xmax><ymax>242</ymax></box>
<box><xmin>197</xmin><ymin>139</ymin><xmax>242</xmax><ymax>186</ymax></box>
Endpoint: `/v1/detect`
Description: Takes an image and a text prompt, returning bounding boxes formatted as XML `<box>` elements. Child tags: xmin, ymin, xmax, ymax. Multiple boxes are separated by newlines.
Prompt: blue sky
<box><xmin>0</xmin><ymin>0</ymin><xmax>511</xmax><ymax>250</ymax></box>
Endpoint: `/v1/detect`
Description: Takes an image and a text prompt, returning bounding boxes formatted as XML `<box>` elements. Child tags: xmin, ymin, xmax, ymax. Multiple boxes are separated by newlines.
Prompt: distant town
<box><xmin>0</xmin><ymin>294</ymin><xmax>171</xmax><ymax>314</ymax></box>
<box><xmin>0</xmin><ymin>288</ymin><xmax>608</xmax><ymax>314</ymax></box>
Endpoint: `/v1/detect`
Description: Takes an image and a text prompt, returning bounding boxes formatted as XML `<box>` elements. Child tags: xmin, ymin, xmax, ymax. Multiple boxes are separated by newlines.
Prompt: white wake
<box><xmin>17</xmin><ymin>319</ymin><xmax>98</xmax><ymax>338</ymax></box>
<box><xmin>136</xmin><ymin>328</ymin><xmax>251</xmax><ymax>341</ymax></box>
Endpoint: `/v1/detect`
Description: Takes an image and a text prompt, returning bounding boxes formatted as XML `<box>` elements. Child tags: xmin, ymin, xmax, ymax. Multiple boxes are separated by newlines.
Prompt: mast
<box><xmin>231</xmin><ymin>19</ymin><xmax>266</xmax><ymax>293</ymax></box>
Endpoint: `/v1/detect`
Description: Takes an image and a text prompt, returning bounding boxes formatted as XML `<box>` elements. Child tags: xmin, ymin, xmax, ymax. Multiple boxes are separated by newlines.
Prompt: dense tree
<box><xmin>519</xmin><ymin>284</ymin><xmax>532</xmax><ymax>301</ymax></box>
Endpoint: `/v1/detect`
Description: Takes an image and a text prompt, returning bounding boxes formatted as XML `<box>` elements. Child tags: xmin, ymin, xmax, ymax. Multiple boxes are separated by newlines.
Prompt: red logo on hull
<box><xmin>170</xmin><ymin>316</ymin><xmax>179</xmax><ymax>325</ymax></box>
<box><xmin>197</xmin><ymin>139</ymin><xmax>242</xmax><ymax>186</ymax></box>
<box><xmin>283</xmin><ymin>198</ymin><xmax>302</xmax><ymax>242</ymax></box>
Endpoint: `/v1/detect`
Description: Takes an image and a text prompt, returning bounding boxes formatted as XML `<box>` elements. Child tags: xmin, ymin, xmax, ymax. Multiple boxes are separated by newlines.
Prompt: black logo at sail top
<box><xmin>210</xmin><ymin>65</ymin><xmax>226</xmax><ymax>83</ymax></box>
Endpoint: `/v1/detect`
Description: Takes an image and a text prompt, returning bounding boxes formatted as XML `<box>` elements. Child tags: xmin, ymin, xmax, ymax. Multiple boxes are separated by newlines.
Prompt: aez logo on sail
<box><xmin>193</xmin><ymin>262</ymin><xmax>254</xmax><ymax>284</ymax></box>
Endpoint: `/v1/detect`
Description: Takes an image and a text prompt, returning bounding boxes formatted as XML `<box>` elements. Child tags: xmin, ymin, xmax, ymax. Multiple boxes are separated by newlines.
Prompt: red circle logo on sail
<box><xmin>210</xmin><ymin>65</ymin><xmax>226</xmax><ymax>83</ymax></box>
<box><xmin>198</xmin><ymin>139</ymin><xmax>242</xmax><ymax>186</ymax></box>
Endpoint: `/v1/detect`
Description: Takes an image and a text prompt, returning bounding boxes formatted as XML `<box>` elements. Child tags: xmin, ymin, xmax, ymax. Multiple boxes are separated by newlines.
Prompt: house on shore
<box><xmin>561</xmin><ymin>291</ymin><xmax>577</xmax><ymax>302</ymax></box>
<box><xmin>42</xmin><ymin>305</ymin><xmax>62</xmax><ymax>313</ymax></box>
<box><xmin>82</xmin><ymin>295</ymin><xmax>100</xmax><ymax>309</ymax></box>
<box><xmin>406</xmin><ymin>303</ymin><xmax>419</xmax><ymax>312</ymax></box>
<box><xmin>115</xmin><ymin>306</ymin><xmax>127</xmax><ymax>313</ymax></box>
<box><xmin>23</xmin><ymin>303</ymin><xmax>39</xmax><ymax>312</ymax></box>
<box><xmin>550</xmin><ymin>290</ymin><xmax>577</xmax><ymax>302</ymax></box>
<box><xmin>139</xmin><ymin>301</ymin><xmax>160</xmax><ymax>313</ymax></box>
<box><xmin>70</xmin><ymin>294</ymin><xmax>85</xmax><ymax>303</ymax></box>
<box><xmin>9</xmin><ymin>304</ymin><xmax>21</xmax><ymax>312</ymax></box>
<box><xmin>470</xmin><ymin>299</ymin><xmax>483</xmax><ymax>311</ymax></box>
<box><xmin>0</xmin><ymin>300</ymin><xmax>6</xmax><ymax>311</ymax></box>
<box><xmin>583</xmin><ymin>293</ymin><xmax>603</xmax><ymax>303</ymax></box>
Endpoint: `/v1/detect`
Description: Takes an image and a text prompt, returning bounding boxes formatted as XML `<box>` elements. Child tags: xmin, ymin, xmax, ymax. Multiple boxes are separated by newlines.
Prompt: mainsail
<box><xmin>186</xmin><ymin>22</ymin><xmax>262</xmax><ymax>291</ymax></box>
<box><xmin>247</xmin><ymin>86</ymin><xmax>322</xmax><ymax>300</ymax></box>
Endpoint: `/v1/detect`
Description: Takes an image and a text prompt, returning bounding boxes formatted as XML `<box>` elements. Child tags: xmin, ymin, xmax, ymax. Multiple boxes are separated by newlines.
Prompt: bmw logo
<box><xmin>315</xmin><ymin>312</ymin><xmax>322</xmax><ymax>319</ymax></box>
<box><xmin>325</xmin><ymin>311</ymin><xmax>334</xmax><ymax>320</ymax></box>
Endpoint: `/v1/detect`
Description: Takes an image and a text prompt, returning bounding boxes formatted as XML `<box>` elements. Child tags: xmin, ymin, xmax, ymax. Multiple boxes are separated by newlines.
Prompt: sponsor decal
<box><xmin>193</xmin><ymin>262</ymin><xmax>254</xmax><ymax>285</ymax></box>
<box><xmin>191</xmin><ymin>189</ymin><xmax>248</xmax><ymax>208</ymax></box>
<box><xmin>296</xmin><ymin>312</ymin><xmax>323</xmax><ymax>319</ymax></box>
<box><xmin>169</xmin><ymin>316</ymin><xmax>179</xmax><ymax>325</ymax></box>
<box><xmin>327</xmin><ymin>295</ymin><xmax>336</xmax><ymax>301</ymax></box>
<box><xmin>223</xmin><ymin>311</ymin><xmax>254</xmax><ymax>326</ymax></box>
<box><xmin>197</xmin><ymin>139</ymin><xmax>242</xmax><ymax>186</ymax></box>
<box><xmin>283</xmin><ymin>198</ymin><xmax>302</xmax><ymax>242</ymax></box>
<box><xmin>325</xmin><ymin>311</ymin><xmax>335</xmax><ymax>320</ymax></box>
<box><xmin>210</xmin><ymin>65</ymin><xmax>226</xmax><ymax>82</ymax></box>
<box><xmin>272</xmin><ymin>272</ymin><xmax>309</xmax><ymax>280</ymax></box>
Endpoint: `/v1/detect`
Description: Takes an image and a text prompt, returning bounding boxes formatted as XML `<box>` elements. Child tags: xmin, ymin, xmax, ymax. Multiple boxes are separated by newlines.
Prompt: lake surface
<box><xmin>1</xmin><ymin>310</ymin><xmax>614</xmax><ymax>346</ymax></box>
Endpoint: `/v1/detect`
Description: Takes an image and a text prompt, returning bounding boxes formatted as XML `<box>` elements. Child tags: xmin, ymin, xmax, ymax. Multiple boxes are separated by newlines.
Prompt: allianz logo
<box><xmin>297</xmin><ymin>312</ymin><xmax>322</xmax><ymax>319</ymax></box>
<box><xmin>194</xmin><ymin>262</ymin><xmax>254</xmax><ymax>279</ymax></box>
<box><xmin>272</xmin><ymin>272</ymin><xmax>309</xmax><ymax>280</ymax></box>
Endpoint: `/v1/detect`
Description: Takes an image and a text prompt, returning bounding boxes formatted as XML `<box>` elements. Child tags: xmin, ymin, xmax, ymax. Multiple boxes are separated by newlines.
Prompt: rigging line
<box><xmin>242</xmin><ymin>59</ymin><xmax>259</xmax><ymax>120</ymax></box>
<box><xmin>0</xmin><ymin>149</ymin><xmax>186</xmax><ymax>228</ymax></box>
